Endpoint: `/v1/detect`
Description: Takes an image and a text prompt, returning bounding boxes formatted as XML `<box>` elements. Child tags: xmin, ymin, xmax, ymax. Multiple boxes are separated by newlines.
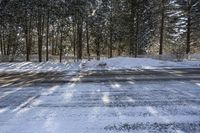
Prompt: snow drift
<box><xmin>0</xmin><ymin>57</ymin><xmax>200</xmax><ymax>72</ymax></box>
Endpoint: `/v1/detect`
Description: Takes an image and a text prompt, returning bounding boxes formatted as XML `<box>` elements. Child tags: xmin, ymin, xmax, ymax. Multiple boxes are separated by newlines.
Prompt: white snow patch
<box><xmin>0</xmin><ymin>57</ymin><xmax>200</xmax><ymax>72</ymax></box>
<box><xmin>0</xmin><ymin>62</ymin><xmax>81</xmax><ymax>73</ymax></box>
<box><xmin>84</xmin><ymin>57</ymin><xmax>200</xmax><ymax>70</ymax></box>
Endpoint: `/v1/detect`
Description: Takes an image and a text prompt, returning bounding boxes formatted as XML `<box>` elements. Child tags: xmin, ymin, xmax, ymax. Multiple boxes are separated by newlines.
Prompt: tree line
<box><xmin>0</xmin><ymin>0</ymin><xmax>200</xmax><ymax>62</ymax></box>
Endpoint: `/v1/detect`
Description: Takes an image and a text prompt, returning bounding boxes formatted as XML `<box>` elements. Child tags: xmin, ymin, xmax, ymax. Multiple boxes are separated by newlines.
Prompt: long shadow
<box><xmin>68</xmin><ymin>68</ymin><xmax>200</xmax><ymax>83</ymax></box>
<box><xmin>0</xmin><ymin>71</ymin><xmax>74</xmax><ymax>88</ymax></box>
<box><xmin>0</xmin><ymin>71</ymin><xmax>78</xmax><ymax>110</ymax></box>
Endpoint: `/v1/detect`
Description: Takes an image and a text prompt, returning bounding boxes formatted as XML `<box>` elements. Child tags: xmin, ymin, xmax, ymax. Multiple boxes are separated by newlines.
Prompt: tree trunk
<box><xmin>109</xmin><ymin>0</ymin><xmax>113</xmax><ymax>58</ymax></box>
<box><xmin>52</xmin><ymin>25</ymin><xmax>55</xmax><ymax>55</ymax></box>
<box><xmin>3</xmin><ymin>32</ymin><xmax>6</xmax><ymax>55</ymax></box>
<box><xmin>109</xmin><ymin>25</ymin><xmax>113</xmax><ymax>58</ymax></box>
<box><xmin>25</xmin><ymin>10</ymin><xmax>30</xmax><ymax>61</ymax></box>
<box><xmin>77</xmin><ymin>18</ymin><xmax>83</xmax><ymax>60</ymax></box>
<box><xmin>129</xmin><ymin>1</ymin><xmax>135</xmax><ymax>56</ymax></box>
<box><xmin>28</xmin><ymin>15</ymin><xmax>32</xmax><ymax>59</ymax></box>
<box><xmin>11</xmin><ymin>31</ymin><xmax>18</xmax><ymax>62</ymax></box>
<box><xmin>46</xmin><ymin>10</ymin><xmax>49</xmax><ymax>61</ymax></box>
<box><xmin>96</xmin><ymin>37</ymin><xmax>100</xmax><ymax>60</ymax></box>
<box><xmin>0</xmin><ymin>33</ymin><xmax>3</xmax><ymax>55</ymax></box>
<box><xmin>118</xmin><ymin>42</ymin><xmax>121</xmax><ymax>56</ymax></box>
<box><xmin>135</xmin><ymin>8</ymin><xmax>139</xmax><ymax>58</ymax></box>
<box><xmin>86</xmin><ymin>20</ymin><xmax>90</xmax><ymax>60</ymax></box>
<box><xmin>59</xmin><ymin>31</ymin><xmax>63</xmax><ymax>63</ymax></box>
<box><xmin>37</xmin><ymin>13</ymin><xmax>43</xmax><ymax>62</ymax></box>
<box><xmin>72</xmin><ymin>22</ymin><xmax>76</xmax><ymax>60</ymax></box>
<box><xmin>186</xmin><ymin>0</ymin><xmax>191</xmax><ymax>54</ymax></box>
<box><xmin>7</xmin><ymin>33</ymin><xmax>11</xmax><ymax>56</ymax></box>
<box><xmin>55</xmin><ymin>32</ymin><xmax>59</xmax><ymax>55</ymax></box>
<box><xmin>51</xmin><ymin>32</ymin><xmax>54</xmax><ymax>55</ymax></box>
<box><xmin>159</xmin><ymin>0</ymin><xmax>165</xmax><ymax>55</ymax></box>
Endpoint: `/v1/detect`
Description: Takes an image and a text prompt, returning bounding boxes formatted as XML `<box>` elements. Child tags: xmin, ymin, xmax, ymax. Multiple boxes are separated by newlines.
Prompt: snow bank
<box><xmin>0</xmin><ymin>57</ymin><xmax>200</xmax><ymax>72</ymax></box>
<box><xmin>84</xmin><ymin>57</ymin><xmax>199</xmax><ymax>70</ymax></box>
<box><xmin>181</xmin><ymin>60</ymin><xmax>200</xmax><ymax>67</ymax></box>
<box><xmin>0</xmin><ymin>62</ymin><xmax>81</xmax><ymax>73</ymax></box>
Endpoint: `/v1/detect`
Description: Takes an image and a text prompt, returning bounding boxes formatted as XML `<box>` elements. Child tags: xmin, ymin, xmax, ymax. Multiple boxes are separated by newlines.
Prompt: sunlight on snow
<box><xmin>195</xmin><ymin>83</ymin><xmax>200</xmax><ymax>87</ymax></box>
<box><xmin>32</xmin><ymin>99</ymin><xmax>42</xmax><ymax>106</ymax></box>
<box><xmin>128</xmin><ymin>81</ymin><xmax>135</xmax><ymax>85</ymax></box>
<box><xmin>13</xmin><ymin>96</ymin><xmax>37</xmax><ymax>113</ymax></box>
<box><xmin>0</xmin><ymin>108</ymin><xmax>8</xmax><ymax>114</ymax></box>
<box><xmin>111</xmin><ymin>83</ymin><xmax>121</xmax><ymax>89</ymax></box>
<box><xmin>0</xmin><ymin>83</ymin><xmax>13</xmax><ymax>88</ymax></box>
<box><xmin>69</xmin><ymin>83</ymin><xmax>76</xmax><ymax>88</ymax></box>
<box><xmin>16</xmin><ymin>107</ymin><xmax>30</xmax><ymax>115</ymax></box>
<box><xmin>42</xmin><ymin>85</ymin><xmax>60</xmax><ymax>95</ymax></box>
<box><xmin>147</xmin><ymin>106</ymin><xmax>158</xmax><ymax>115</ymax></box>
<box><xmin>0</xmin><ymin>87</ymin><xmax>22</xmax><ymax>99</ymax></box>
<box><xmin>70</xmin><ymin>77</ymin><xmax>81</xmax><ymax>82</ymax></box>
<box><xmin>127</xmin><ymin>97</ymin><xmax>135</xmax><ymax>103</ymax></box>
<box><xmin>102</xmin><ymin>93</ymin><xmax>110</xmax><ymax>104</ymax></box>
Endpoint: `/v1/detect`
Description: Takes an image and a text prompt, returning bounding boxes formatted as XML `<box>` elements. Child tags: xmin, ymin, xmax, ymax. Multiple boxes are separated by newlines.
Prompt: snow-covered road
<box><xmin>0</xmin><ymin>71</ymin><xmax>200</xmax><ymax>133</ymax></box>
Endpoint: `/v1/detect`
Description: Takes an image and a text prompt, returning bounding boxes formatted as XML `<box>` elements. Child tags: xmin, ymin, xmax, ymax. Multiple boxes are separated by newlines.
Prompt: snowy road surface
<box><xmin>0</xmin><ymin>69</ymin><xmax>200</xmax><ymax>133</ymax></box>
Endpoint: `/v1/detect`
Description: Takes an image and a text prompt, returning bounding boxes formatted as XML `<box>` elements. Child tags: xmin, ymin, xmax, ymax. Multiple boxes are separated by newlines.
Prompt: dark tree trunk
<box><xmin>28</xmin><ymin>16</ymin><xmax>32</xmax><ymax>59</ymax></box>
<box><xmin>106</xmin><ymin>39</ymin><xmax>109</xmax><ymax>56</ymax></box>
<box><xmin>73</xmin><ymin>27</ymin><xmax>76</xmax><ymax>59</ymax></box>
<box><xmin>129</xmin><ymin>1</ymin><xmax>135</xmax><ymax>56</ymax></box>
<box><xmin>59</xmin><ymin>31</ymin><xmax>63</xmax><ymax>63</ymax></box>
<box><xmin>46</xmin><ymin>10</ymin><xmax>49</xmax><ymax>61</ymax></box>
<box><xmin>7</xmin><ymin>33</ymin><xmax>11</xmax><ymax>56</ymax></box>
<box><xmin>135</xmin><ymin>7</ymin><xmax>139</xmax><ymax>58</ymax></box>
<box><xmin>37</xmin><ymin>13</ymin><xmax>43</xmax><ymax>62</ymax></box>
<box><xmin>55</xmin><ymin>32</ymin><xmax>59</xmax><ymax>55</ymax></box>
<box><xmin>109</xmin><ymin>26</ymin><xmax>113</xmax><ymax>58</ymax></box>
<box><xmin>25</xmin><ymin>10</ymin><xmax>30</xmax><ymax>61</ymax></box>
<box><xmin>51</xmin><ymin>32</ymin><xmax>54</xmax><ymax>55</ymax></box>
<box><xmin>51</xmin><ymin>25</ymin><xmax>55</xmax><ymax>55</ymax></box>
<box><xmin>159</xmin><ymin>0</ymin><xmax>165</xmax><ymax>55</ymax></box>
<box><xmin>73</xmin><ymin>22</ymin><xmax>76</xmax><ymax>59</ymax></box>
<box><xmin>109</xmin><ymin>1</ymin><xmax>113</xmax><ymax>58</ymax></box>
<box><xmin>96</xmin><ymin>37</ymin><xmax>100</xmax><ymax>60</ymax></box>
<box><xmin>118</xmin><ymin>42</ymin><xmax>121</xmax><ymax>56</ymax></box>
<box><xmin>86</xmin><ymin>20</ymin><xmax>90</xmax><ymax>60</ymax></box>
<box><xmin>11</xmin><ymin>31</ymin><xmax>18</xmax><ymax>62</ymax></box>
<box><xmin>186</xmin><ymin>0</ymin><xmax>191</xmax><ymax>54</ymax></box>
<box><xmin>0</xmin><ymin>33</ymin><xmax>3</xmax><ymax>55</ymax></box>
<box><xmin>3</xmin><ymin>32</ymin><xmax>6</xmax><ymax>55</ymax></box>
<box><xmin>77</xmin><ymin>19</ymin><xmax>83</xmax><ymax>60</ymax></box>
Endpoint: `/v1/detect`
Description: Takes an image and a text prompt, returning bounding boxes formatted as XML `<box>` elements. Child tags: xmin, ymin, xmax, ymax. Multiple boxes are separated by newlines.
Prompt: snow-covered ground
<box><xmin>0</xmin><ymin>62</ymin><xmax>80</xmax><ymax>73</ymax></box>
<box><xmin>84</xmin><ymin>57</ymin><xmax>200</xmax><ymax>70</ymax></box>
<box><xmin>0</xmin><ymin>80</ymin><xmax>200</xmax><ymax>133</ymax></box>
<box><xmin>0</xmin><ymin>57</ymin><xmax>200</xmax><ymax>73</ymax></box>
<box><xmin>0</xmin><ymin>57</ymin><xmax>200</xmax><ymax>132</ymax></box>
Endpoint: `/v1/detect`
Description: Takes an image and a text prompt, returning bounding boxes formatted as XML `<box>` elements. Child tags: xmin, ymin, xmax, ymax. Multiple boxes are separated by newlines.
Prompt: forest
<box><xmin>0</xmin><ymin>0</ymin><xmax>200</xmax><ymax>62</ymax></box>
<box><xmin>1</xmin><ymin>1</ymin><xmax>200</xmax><ymax>132</ymax></box>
